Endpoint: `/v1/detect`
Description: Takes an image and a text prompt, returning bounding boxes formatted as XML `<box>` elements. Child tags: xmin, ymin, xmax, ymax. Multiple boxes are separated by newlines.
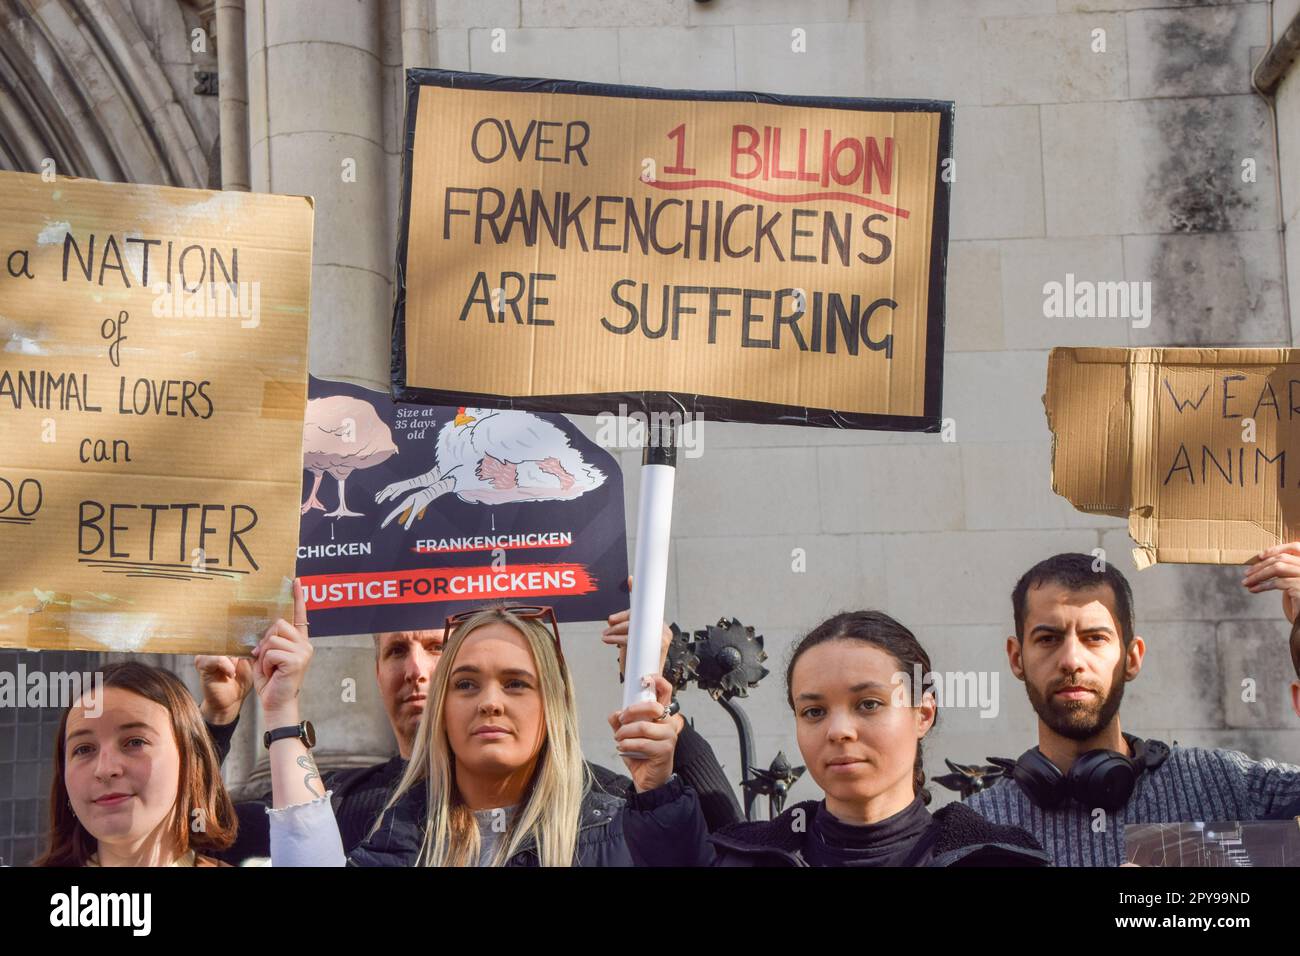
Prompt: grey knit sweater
<box><xmin>964</xmin><ymin>745</ymin><xmax>1300</xmax><ymax>866</ymax></box>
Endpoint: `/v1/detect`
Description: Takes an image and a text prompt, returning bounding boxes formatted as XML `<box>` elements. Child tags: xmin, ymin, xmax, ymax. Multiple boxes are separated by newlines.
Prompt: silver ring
<box><xmin>657</xmin><ymin>700</ymin><xmax>680</xmax><ymax>722</ymax></box>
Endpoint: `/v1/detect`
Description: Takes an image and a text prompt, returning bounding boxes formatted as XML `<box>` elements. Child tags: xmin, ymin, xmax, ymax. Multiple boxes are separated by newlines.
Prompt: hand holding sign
<box><xmin>609</xmin><ymin>675</ymin><xmax>682</xmax><ymax>793</ymax></box>
<box><xmin>1242</xmin><ymin>542</ymin><xmax>1300</xmax><ymax>623</ymax></box>
<box><xmin>602</xmin><ymin>578</ymin><xmax>672</xmax><ymax>681</ymax></box>
<box><xmin>194</xmin><ymin>654</ymin><xmax>254</xmax><ymax>725</ymax></box>
<box><xmin>251</xmin><ymin>579</ymin><xmax>314</xmax><ymax>727</ymax></box>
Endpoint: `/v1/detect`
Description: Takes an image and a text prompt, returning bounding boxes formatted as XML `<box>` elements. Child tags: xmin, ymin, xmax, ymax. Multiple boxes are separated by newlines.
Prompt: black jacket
<box><xmin>206</xmin><ymin>715</ymin><xmax>741</xmax><ymax>863</ymax></box>
<box><xmin>588</xmin><ymin>718</ymin><xmax>743</xmax><ymax>830</ymax></box>
<box><xmin>349</xmin><ymin>773</ymin><xmax>709</xmax><ymax>867</ymax></box>
<box><xmin>702</xmin><ymin>799</ymin><xmax>1051</xmax><ymax>867</ymax></box>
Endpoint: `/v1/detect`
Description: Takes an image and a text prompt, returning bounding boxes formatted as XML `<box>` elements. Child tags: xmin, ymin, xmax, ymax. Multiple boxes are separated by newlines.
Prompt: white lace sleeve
<box><xmin>266</xmin><ymin>791</ymin><xmax>346</xmax><ymax>867</ymax></box>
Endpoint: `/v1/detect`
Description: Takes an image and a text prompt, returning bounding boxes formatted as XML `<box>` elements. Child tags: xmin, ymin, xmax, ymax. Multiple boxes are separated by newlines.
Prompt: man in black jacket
<box><xmin>199</xmin><ymin>613</ymin><xmax>742</xmax><ymax>863</ymax></box>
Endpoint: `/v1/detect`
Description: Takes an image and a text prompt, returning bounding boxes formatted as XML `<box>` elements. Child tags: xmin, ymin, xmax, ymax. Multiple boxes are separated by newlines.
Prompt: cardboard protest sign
<box><xmin>393</xmin><ymin>69</ymin><xmax>952</xmax><ymax>431</ymax></box>
<box><xmin>1047</xmin><ymin>347</ymin><xmax>1300</xmax><ymax>567</ymax></box>
<box><xmin>297</xmin><ymin>376</ymin><xmax>629</xmax><ymax>636</ymax></box>
<box><xmin>0</xmin><ymin>171</ymin><xmax>312</xmax><ymax>654</ymax></box>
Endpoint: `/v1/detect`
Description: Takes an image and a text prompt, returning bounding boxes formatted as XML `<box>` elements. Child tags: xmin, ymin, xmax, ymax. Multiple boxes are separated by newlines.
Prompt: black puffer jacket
<box><xmin>349</xmin><ymin>774</ymin><xmax>708</xmax><ymax>867</ymax></box>
<box><xmin>705</xmin><ymin>799</ymin><xmax>1050</xmax><ymax>867</ymax></box>
<box><xmin>207</xmin><ymin>715</ymin><xmax>741</xmax><ymax>864</ymax></box>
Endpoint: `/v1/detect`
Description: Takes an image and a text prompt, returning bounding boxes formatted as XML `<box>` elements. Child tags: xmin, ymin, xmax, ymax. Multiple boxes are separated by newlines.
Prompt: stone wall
<box><xmin>414</xmin><ymin>0</ymin><xmax>1299</xmax><ymax>808</ymax></box>
<box><xmin>1</xmin><ymin>1</ymin><xmax>1296</xmax><ymax>833</ymax></box>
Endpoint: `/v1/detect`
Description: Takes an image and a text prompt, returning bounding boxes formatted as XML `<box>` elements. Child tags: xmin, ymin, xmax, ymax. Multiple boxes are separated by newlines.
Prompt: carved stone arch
<box><xmin>0</xmin><ymin>0</ymin><xmax>218</xmax><ymax>187</ymax></box>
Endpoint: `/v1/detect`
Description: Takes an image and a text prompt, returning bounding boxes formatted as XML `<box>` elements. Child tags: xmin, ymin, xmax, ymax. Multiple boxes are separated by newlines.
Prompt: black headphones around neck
<box><xmin>996</xmin><ymin>734</ymin><xmax>1171</xmax><ymax>812</ymax></box>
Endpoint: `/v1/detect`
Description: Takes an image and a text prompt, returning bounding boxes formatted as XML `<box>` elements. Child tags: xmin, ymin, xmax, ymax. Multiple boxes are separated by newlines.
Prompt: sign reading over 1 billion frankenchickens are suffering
<box><xmin>0</xmin><ymin>171</ymin><xmax>312</xmax><ymax>655</ymax></box>
<box><xmin>296</xmin><ymin>376</ymin><xmax>629</xmax><ymax>636</ymax></box>
<box><xmin>393</xmin><ymin>70</ymin><xmax>952</xmax><ymax>431</ymax></box>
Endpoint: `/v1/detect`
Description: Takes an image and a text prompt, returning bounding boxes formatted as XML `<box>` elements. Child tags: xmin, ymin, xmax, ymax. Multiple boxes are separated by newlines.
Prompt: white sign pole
<box><xmin>622</xmin><ymin>420</ymin><xmax>676</xmax><ymax>712</ymax></box>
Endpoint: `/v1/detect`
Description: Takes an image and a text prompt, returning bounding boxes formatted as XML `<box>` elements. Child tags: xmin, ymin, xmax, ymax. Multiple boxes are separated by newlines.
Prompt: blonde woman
<box><xmin>263</xmin><ymin>600</ymin><xmax>709</xmax><ymax>866</ymax></box>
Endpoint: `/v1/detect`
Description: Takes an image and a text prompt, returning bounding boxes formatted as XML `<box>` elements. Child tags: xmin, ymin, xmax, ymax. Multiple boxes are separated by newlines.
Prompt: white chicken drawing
<box><xmin>302</xmin><ymin>395</ymin><xmax>399</xmax><ymax>518</ymax></box>
<box><xmin>374</xmin><ymin>407</ymin><xmax>606</xmax><ymax>529</ymax></box>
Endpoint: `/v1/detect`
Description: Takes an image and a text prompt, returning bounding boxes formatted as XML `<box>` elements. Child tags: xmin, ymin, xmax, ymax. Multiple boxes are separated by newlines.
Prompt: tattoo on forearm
<box><xmin>297</xmin><ymin>754</ymin><xmax>322</xmax><ymax>798</ymax></box>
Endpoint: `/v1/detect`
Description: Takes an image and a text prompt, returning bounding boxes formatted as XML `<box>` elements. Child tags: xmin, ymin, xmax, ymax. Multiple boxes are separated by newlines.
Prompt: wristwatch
<box><xmin>263</xmin><ymin>720</ymin><xmax>316</xmax><ymax>750</ymax></box>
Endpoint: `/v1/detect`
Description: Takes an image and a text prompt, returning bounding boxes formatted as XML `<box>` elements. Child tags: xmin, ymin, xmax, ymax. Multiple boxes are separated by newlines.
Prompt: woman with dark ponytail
<box><xmin>659</xmin><ymin>611</ymin><xmax>1050</xmax><ymax>867</ymax></box>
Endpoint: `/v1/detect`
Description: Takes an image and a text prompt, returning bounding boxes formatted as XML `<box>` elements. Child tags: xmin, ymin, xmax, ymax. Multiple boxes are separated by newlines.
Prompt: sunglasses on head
<box><xmin>443</xmin><ymin>605</ymin><xmax>564</xmax><ymax>665</ymax></box>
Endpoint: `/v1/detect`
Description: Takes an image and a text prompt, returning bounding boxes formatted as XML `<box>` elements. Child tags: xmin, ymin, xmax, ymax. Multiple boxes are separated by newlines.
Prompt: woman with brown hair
<box><xmin>649</xmin><ymin>610</ymin><xmax>1051</xmax><ymax>867</ymax></box>
<box><xmin>35</xmin><ymin>661</ymin><xmax>238</xmax><ymax>867</ymax></box>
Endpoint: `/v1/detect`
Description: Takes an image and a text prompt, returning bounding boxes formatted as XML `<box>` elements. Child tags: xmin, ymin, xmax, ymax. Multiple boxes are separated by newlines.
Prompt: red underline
<box><xmin>412</xmin><ymin>540</ymin><xmax>571</xmax><ymax>555</ymax></box>
<box><xmin>644</xmin><ymin>178</ymin><xmax>910</xmax><ymax>219</ymax></box>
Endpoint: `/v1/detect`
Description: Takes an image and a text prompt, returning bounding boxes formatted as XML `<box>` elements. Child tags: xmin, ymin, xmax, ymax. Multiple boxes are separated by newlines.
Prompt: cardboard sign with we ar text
<box><xmin>1047</xmin><ymin>347</ymin><xmax>1300</xmax><ymax>567</ymax></box>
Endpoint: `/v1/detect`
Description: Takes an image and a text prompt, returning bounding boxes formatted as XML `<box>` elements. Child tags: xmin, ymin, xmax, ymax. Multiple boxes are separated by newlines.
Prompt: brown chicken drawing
<box><xmin>301</xmin><ymin>395</ymin><xmax>398</xmax><ymax>518</ymax></box>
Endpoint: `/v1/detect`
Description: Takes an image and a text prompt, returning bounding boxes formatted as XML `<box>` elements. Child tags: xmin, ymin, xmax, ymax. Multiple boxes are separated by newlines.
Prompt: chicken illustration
<box><xmin>374</xmin><ymin>407</ymin><xmax>605</xmax><ymax>529</ymax></box>
<box><xmin>302</xmin><ymin>395</ymin><xmax>399</xmax><ymax>518</ymax></box>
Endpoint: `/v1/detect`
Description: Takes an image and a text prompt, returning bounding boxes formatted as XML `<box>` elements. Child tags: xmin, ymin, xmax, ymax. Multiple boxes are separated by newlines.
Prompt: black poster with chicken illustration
<box><xmin>296</xmin><ymin>376</ymin><xmax>629</xmax><ymax>636</ymax></box>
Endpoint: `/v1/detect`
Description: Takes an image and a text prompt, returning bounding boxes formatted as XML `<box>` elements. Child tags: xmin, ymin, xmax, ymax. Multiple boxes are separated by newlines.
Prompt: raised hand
<box><xmin>194</xmin><ymin>654</ymin><xmax>254</xmax><ymax>725</ymax></box>
<box><xmin>601</xmin><ymin>576</ymin><xmax>672</xmax><ymax>681</ymax></box>
<box><xmin>251</xmin><ymin>578</ymin><xmax>314</xmax><ymax>727</ymax></box>
<box><xmin>1243</xmin><ymin>543</ymin><xmax>1300</xmax><ymax>623</ymax></box>
<box><xmin>609</xmin><ymin>675</ymin><xmax>682</xmax><ymax>793</ymax></box>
